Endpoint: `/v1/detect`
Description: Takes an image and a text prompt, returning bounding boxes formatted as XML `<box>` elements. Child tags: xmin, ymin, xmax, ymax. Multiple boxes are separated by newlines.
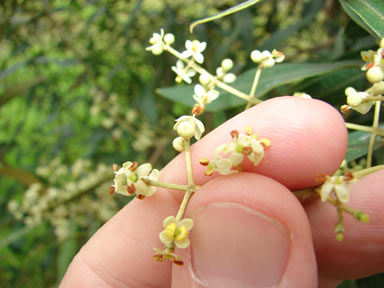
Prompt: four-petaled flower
<box><xmin>181</xmin><ymin>40</ymin><xmax>207</xmax><ymax>64</ymax></box>
<box><xmin>174</xmin><ymin>115</ymin><xmax>205</xmax><ymax>140</ymax></box>
<box><xmin>171</xmin><ymin>60</ymin><xmax>196</xmax><ymax>84</ymax></box>
<box><xmin>319</xmin><ymin>172</ymin><xmax>356</xmax><ymax>203</ymax></box>
<box><xmin>159</xmin><ymin>216</ymin><xmax>194</xmax><ymax>249</ymax></box>
<box><xmin>113</xmin><ymin>162</ymin><xmax>159</xmax><ymax>198</ymax></box>
<box><xmin>193</xmin><ymin>84</ymin><xmax>220</xmax><ymax>105</ymax></box>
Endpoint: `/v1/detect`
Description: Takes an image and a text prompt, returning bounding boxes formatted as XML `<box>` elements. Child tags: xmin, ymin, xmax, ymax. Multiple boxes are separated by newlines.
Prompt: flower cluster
<box><xmin>111</xmin><ymin>161</ymin><xmax>159</xmax><ymax>199</ymax></box>
<box><xmin>146</xmin><ymin>29</ymin><xmax>175</xmax><ymax>55</ymax></box>
<box><xmin>201</xmin><ymin>126</ymin><xmax>271</xmax><ymax>176</ymax></box>
<box><xmin>250</xmin><ymin>49</ymin><xmax>285</xmax><ymax>68</ymax></box>
<box><xmin>316</xmin><ymin>172</ymin><xmax>356</xmax><ymax>203</ymax></box>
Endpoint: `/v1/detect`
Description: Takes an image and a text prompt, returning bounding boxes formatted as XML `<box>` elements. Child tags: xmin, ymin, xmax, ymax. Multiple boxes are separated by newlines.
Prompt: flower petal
<box><xmin>194</xmin><ymin>84</ymin><xmax>205</xmax><ymax>97</ymax></box>
<box><xmin>175</xmin><ymin>237</ymin><xmax>190</xmax><ymax>249</ymax></box>
<box><xmin>178</xmin><ymin>218</ymin><xmax>194</xmax><ymax>230</ymax></box>
<box><xmin>320</xmin><ymin>181</ymin><xmax>334</xmax><ymax>202</ymax></box>
<box><xmin>194</xmin><ymin>53</ymin><xmax>204</xmax><ymax>64</ymax></box>
<box><xmin>136</xmin><ymin>163</ymin><xmax>152</xmax><ymax>178</ymax></box>
<box><xmin>335</xmin><ymin>184</ymin><xmax>350</xmax><ymax>203</ymax></box>
<box><xmin>163</xmin><ymin>216</ymin><xmax>176</xmax><ymax>228</ymax></box>
<box><xmin>159</xmin><ymin>230</ymin><xmax>173</xmax><ymax>246</ymax></box>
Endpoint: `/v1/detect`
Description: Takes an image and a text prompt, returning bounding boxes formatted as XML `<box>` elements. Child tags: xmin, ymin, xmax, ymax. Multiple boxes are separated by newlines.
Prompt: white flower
<box><xmin>171</xmin><ymin>60</ymin><xmax>196</xmax><ymax>84</ymax></box>
<box><xmin>146</xmin><ymin>29</ymin><xmax>165</xmax><ymax>55</ymax></box>
<box><xmin>345</xmin><ymin>87</ymin><xmax>372</xmax><ymax>114</ymax></box>
<box><xmin>181</xmin><ymin>40</ymin><xmax>207</xmax><ymax>64</ymax></box>
<box><xmin>173</xmin><ymin>115</ymin><xmax>205</xmax><ymax>140</ymax></box>
<box><xmin>159</xmin><ymin>216</ymin><xmax>194</xmax><ymax>249</ymax></box>
<box><xmin>192</xmin><ymin>84</ymin><xmax>219</xmax><ymax>105</ymax></box>
<box><xmin>112</xmin><ymin>162</ymin><xmax>159</xmax><ymax>198</ymax></box>
<box><xmin>320</xmin><ymin>173</ymin><xmax>356</xmax><ymax>203</ymax></box>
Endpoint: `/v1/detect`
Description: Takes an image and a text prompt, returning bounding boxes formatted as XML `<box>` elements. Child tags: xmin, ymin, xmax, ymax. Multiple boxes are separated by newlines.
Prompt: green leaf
<box><xmin>189</xmin><ymin>0</ymin><xmax>262</xmax><ymax>33</ymax></box>
<box><xmin>346</xmin><ymin>130</ymin><xmax>384</xmax><ymax>162</ymax></box>
<box><xmin>157</xmin><ymin>60</ymin><xmax>361</xmax><ymax>112</ymax></box>
<box><xmin>339</xmin><ymin>0</ymin><xmax>384</xmax><ymax>39</ymax></box>
<box><xmin>0</xmin><ymin>225</ymin><xmax>39</xmax><ymax>250</ymax></box>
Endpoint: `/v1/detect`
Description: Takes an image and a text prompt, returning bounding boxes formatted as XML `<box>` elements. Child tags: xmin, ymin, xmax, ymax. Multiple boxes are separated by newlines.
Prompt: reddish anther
<box><xmin>315</xmin><ymin>173</ymin><xmax>328</xmax><ymax>184</ymax></box>
<box><xmin>343</xmin><ymin>172</ymin><xmax>355</xmax><ymax>182</ymax></box>
<box><xmin>242</xmin><ymin>146</ymin><xmax>253</xmax><ymax>155</ymax></box>
<box><xmin>109</xmin><ymin>185</ymin><xmax>115</xmax><ymax>195</ymax></box>
<box><xmin>127</xmin><ymin>184</ymin><xmax>136</xmax><ymax>195</ymax></box>
<box><xmin>130</xmin><ymin>161</ymin><xmax>138</xmax><ymax>171</ymax></box>
<box><xmin>230</xmin><ymin>130</ymin><xmax>239</xmax><ymax>139</ymax></box>
<box><xmin>113</xmin><ymin>164</ymin><xmax>119</xmax><ymax>172</ymax></box>
<box><xmin>192</xmin><ymin>104</ymin><xmax>205</xmax><ymax>116</ymax></box>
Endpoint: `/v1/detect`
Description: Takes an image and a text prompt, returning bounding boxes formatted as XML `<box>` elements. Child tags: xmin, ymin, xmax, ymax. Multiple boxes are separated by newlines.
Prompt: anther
<box><xmin>230</xmin><ymin>130</ymin><xmax>239</xmax><ymax>139</ymax></box>
<box><xmin>113</xmin><ymin>164</ymin><xmax>119</xmax><ymax>172</ymax></box>
<box><xmin>109</xmin><ymin>185</ymin><xmax>115</xmax><ymax>195</ymax></box>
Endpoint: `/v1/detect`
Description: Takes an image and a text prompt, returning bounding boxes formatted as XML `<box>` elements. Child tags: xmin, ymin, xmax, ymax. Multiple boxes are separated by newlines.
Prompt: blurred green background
<box><xmin>0</xmin><ymin>0</ymin><xmax>383</xmax><ymax>286</ymax></box>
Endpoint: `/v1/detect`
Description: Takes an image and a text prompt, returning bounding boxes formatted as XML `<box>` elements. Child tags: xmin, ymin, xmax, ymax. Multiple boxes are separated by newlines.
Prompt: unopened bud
<box><xmin>221</xmin><ymin>58</ymin><xmax>233</xmax><ymax>72</ymax></box>
<box><xmin>199</xmin><ymin>73</ymin><xmax>211</xmax><ymax>86</ymax></box>
<box><xmin>250</xmin><ymin>50</ymin><xmax>262</xmax><ymax>63</ymax></box>
<box><xmin>366</xmin><ymin>66</ymin><xmax>384</xmax><ymax>83</ymax></box>
<box><xmin>164</xmin><ymin>33</ymin><xmax>175</xmax><ymax>45</ymax></box>
<box><xmin>172</xmin><ymin>137</ymin><xmax>185</xmax><ymax>152</ymax></box>
<box><xmin>176</xmin><ymin>121</ymin><xmax>195</xmax><ymax>139</ymax></box>
<box><xmin>151</xmin><ymin>45</ymin><xmax>163</xmax><ymax>55</ymax></box>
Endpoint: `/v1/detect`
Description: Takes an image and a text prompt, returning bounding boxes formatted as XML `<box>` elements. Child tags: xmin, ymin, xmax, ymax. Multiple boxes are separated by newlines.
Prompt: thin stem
<box><xmin>143</xmin><ymin>179</ymin><xmax>192</xmax><ymax>191</ymax></box>
<box><xmin>365</xmin><ymin>96</ymin><xmax>384</xmax><ymax>102</ymax></box>
<box><xmin>165</xmin><ymin>45</ymin><xmax>261</xmax><ymax>105</ymax></box>
<box><xmin>175</xmin><ymin>190</ymin><xmax>193</xmax><ymax>221</ymax></box>
<box><xmin>249</xmin><ymin>66</ymin><xmax>263</xmax><ymax>98</ymax></box>
<box><xmin>345</xmin><ymin>122</ymin><xmax>384</xmax><ymax>137</ymax></box>
<box><xmin>184</xmin><ymin>139</ymin><xmax>194</xmax><ymax>186</ymax></box>
<box><xmin>367</xmin><ymin>101</ymin><xmax>381</xmax><ymax>168</ymax></box>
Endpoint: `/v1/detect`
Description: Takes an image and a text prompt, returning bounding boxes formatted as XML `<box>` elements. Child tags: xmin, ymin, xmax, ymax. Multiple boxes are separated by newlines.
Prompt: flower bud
<box><xmin>172</xmin><ymin>137</ymin><xmax>185</xmax><ymax>152</ymax></box>
<box><xmin>176</xmin><ymin>121</ymin><xmax>194</xmax><ymax>139</ymax></box>
<box><xmin>151</xmin><ymin>44</ymin><xmax>163</xmax><ymax>55</ymax></box>
<box><xmin>250</xmin><ymin>50</ymin><xmax>262</xmax><ymax>63</ymax></box>
<box><xmin>164</xmin><ymin>33</ymin><xmax>175</xmax><ymax>45</ymax></box>
<box><xmin>199</xmin><ymin>73</ymin><xmax>211</xmax><ymax>86</ymax></box>
<box><xmin>221</xmin><ymin>58</ymin><xmax>233</xmax><ymax>72</ymax></box>
<box><xmin>366</xmin><ymin>66</ymin><xmax>384</xmax><ymax>83</ymax></box>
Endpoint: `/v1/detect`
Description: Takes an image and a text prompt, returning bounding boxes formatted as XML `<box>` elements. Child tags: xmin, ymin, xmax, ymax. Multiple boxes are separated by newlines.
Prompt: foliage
<box><xmin>0</xmin><ymin>0</ymin><xmax>383</xmax><ymax>286</ymax></box>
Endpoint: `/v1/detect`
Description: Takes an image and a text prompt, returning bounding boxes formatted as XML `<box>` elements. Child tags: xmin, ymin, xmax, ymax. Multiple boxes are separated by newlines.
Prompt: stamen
<box><xmin>113</xmin><ymin>164</ymin><xmax>119</xmax><ymax>172</ymax></box>
<box><xmin>129</xmin><ymin>161</ymin><xmax>138</xmax><ymax>171</ymax></box>
<box><xmin>230</xmin><ymin>130</ymin><xmax>239</xmax><ymax>139</ymax></box>
<box><xmin>109</xmin><ymin>186</ymin><xmax>115</xmax><ymax>195</ymax></box>
<box><xmin>127</xmin><ymin>184</ymin><xmax>136</xmax><ymax>195</ymax></box>
<box><xmin>199</xmin><ymin>158</ymin><xmax>210</xmax><ymax>166</ymax></box>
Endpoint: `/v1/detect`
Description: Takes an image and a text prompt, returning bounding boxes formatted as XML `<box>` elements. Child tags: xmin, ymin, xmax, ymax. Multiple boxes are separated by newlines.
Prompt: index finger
<box><xmin>60</xmin><ymin>96</ymin><xmax>347</xmax><ymax>287</ymax></box>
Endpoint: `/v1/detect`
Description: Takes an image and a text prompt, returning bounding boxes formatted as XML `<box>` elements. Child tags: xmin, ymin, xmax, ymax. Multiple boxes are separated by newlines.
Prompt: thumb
<box><xmin>171</xmin><ymin>173</ymin><xmax>317</xmax><ymax>288</ymax></box>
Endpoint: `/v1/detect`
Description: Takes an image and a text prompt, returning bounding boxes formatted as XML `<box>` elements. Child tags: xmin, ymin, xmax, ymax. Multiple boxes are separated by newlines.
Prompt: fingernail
<box><xmin>190</xmin><ymin>203</ymin><xmax>290</xmax><ymax>288</ymax></box>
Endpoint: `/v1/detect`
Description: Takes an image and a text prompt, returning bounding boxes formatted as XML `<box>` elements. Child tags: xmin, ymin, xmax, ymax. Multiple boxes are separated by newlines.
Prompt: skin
<box><xmin>60</xmin><ymin>97</ymin><xmax>384</xmax><ymax>288</ymax></box>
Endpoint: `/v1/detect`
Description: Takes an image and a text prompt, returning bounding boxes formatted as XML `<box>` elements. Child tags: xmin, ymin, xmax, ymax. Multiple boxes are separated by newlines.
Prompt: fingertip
<box><xmin>171</xmin><ymin>173</ymin><xmax>317</xmax><ymax>287</ymax></box>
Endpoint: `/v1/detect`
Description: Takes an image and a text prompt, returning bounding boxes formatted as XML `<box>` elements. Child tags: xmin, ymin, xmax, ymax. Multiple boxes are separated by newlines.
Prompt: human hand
<box><xmin>60</xmin><ymin>97</ymin><xmax>384</xmax><ymax>288</ymax></box>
